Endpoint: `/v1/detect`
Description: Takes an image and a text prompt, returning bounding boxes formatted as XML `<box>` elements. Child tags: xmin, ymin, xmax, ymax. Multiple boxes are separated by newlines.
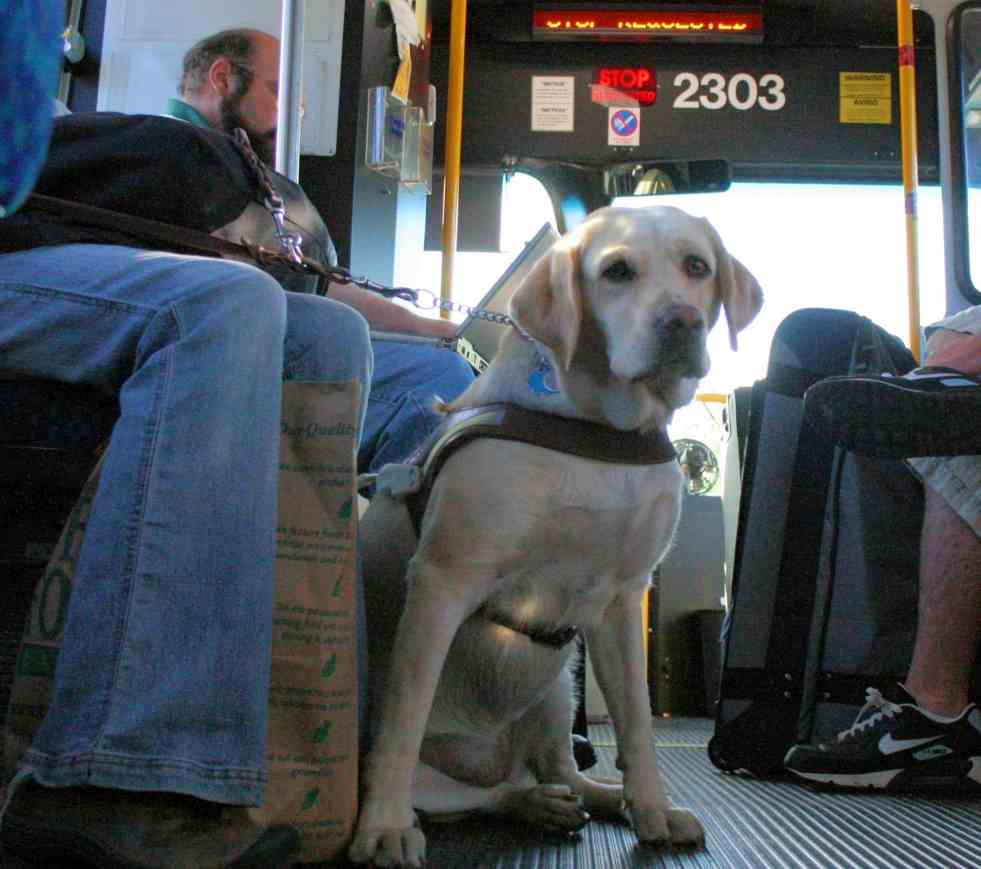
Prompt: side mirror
<box><xmin>603</xmin><ymin>159</ymin><xmax>732</xmax><ymax>198</ymax></box>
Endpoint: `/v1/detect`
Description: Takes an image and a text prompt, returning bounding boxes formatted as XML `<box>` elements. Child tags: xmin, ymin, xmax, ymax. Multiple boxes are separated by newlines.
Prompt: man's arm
<box><xmin>327</xmin><ymin>281</ymin><xmax>459</xmax><ymax>339</ymax></box>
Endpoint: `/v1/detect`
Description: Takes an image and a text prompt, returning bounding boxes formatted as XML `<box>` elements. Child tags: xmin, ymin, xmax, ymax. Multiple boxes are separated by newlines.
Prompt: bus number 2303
<box><xmin>673</xmin><ymin>72</ymin><xmax>787</xmax><ymax>111</ymax></box>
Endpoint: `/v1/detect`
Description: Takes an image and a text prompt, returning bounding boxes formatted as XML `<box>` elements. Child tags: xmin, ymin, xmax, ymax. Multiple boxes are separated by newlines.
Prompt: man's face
<box><xmin>218</xmin><ymin>36</ymin><xmax>280</xmax><ymax>164</ymax></box>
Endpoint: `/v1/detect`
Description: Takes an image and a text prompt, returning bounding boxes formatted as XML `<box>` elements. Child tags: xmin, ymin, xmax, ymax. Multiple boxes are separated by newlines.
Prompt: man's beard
<box><xmin>219</xmin><ymin>93</ymin><xmax>277</xmax><ymax>165</ymax></box>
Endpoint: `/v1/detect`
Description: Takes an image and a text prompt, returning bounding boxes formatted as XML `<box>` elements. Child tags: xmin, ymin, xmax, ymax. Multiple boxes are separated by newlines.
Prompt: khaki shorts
<box><xmin>908</xmin><ymin>306</ymin><xmax>981</xmax><ymax>536</ymax></box>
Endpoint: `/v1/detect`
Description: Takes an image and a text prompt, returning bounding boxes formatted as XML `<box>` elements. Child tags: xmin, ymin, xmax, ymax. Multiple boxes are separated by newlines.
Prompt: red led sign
<box><xmin>593</xmin><ymin>67</ymin><xmax>657</xmax><ymax>105</ymax></box>
<box><xmin>532</xmin><ymin>6</ymin><xmax>764</xmax><ymax>43</ymax></box>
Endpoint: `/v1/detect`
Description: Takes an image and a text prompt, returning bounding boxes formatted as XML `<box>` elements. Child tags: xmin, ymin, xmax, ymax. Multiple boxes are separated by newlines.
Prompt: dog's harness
<box><xmin>373</xmin><ymin>402</ymin><xmax>677</xmax><ymax>650</ymax></box>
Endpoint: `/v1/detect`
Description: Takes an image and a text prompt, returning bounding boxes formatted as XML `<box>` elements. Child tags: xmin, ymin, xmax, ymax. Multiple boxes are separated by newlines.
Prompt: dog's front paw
<box><xmin>663</xmin><ymin>806</ymin><xmax>705</xmax><ymax>848</ymax></box>
<box><xmin>625</xmin><ymin>801</ymin><xmax>705</xmax><ymax>849</ymax></box>
<box><xmin>348</xmin><ymin>812</ymin><xmax>427</xmax><ymax>867</ymax></box>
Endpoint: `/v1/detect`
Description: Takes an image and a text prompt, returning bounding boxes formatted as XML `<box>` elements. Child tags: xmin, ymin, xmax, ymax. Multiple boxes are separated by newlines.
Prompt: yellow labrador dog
<box><xmin>350</xmin><ymin>205</ymin><xmax>762</xmax><ymax>867</ymax></box>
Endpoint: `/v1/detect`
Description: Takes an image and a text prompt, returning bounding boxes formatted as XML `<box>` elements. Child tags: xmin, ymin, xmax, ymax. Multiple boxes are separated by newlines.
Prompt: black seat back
<box><xmin>0</xmin><ymin>380</ymin><xmax>118</xmax><ymax>721</ymax></box>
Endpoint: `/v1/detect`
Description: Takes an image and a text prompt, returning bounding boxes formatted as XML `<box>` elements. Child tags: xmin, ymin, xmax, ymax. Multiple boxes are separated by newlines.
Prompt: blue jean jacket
<box><xmin>0</xmin><ymin>0</ymin><xmax>61</xmax><ymax>216</ymax></box>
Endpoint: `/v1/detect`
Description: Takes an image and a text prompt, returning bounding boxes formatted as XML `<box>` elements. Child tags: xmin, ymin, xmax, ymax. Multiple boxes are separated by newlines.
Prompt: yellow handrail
<box><xmin>439</xmin><ymin>0</ymin><xmax>468</xmax><ymax>317</ymax></box>
<box><xmin>695</xmin><ymin>392</ymin><xmax>727</xmax><ymax>405</ymax></box>
<box><xmin>897</xmin><ymin>0</ymin><xmax>922</xmax><ymax>362</ymax></box>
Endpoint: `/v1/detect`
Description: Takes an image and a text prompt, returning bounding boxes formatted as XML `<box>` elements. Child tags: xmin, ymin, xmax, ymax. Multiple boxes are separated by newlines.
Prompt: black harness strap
<box><xmin>402</xmin><ymin>403</ymin><xmax>677</xmax><ymax>650</ymax></box>
<box><xmin>404</xmin><ymin>402</ymin><xmax>677</xmax><ymax>532</ymax></box>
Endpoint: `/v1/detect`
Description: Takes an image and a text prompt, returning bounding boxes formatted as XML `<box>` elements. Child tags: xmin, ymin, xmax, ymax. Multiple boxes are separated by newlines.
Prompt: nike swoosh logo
<box><xmin>879</xmin><ymin>733</ymin><xmax>944</xmax><ymax>754</ymax></box>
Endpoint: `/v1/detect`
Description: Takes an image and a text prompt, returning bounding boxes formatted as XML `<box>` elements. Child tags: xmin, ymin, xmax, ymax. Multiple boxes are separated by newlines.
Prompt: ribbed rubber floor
<box><xmin>3</xmin><ymin>719</ymin><xmax>979</xmax><ymax>867</ymax></box>
<box><xmin>418</xmin><ymin>718</ymin><xmax>981</xmax><ymax>869</ymax></box>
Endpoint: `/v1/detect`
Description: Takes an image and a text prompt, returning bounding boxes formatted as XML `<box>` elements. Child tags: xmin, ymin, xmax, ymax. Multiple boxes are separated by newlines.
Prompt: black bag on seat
<box><xmin>0</xmin><ymin>112</ymin><xmax>336</xmax><ymax>293</ymax></box>
<box><xmin>709</xmin><ymin>307</ymin><xmax>923</xmax><ymax>776</ymax></box>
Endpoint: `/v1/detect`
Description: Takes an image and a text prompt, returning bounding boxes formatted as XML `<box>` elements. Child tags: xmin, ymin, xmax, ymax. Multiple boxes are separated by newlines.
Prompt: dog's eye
<box><xmin>602</xmin><ymin>259</ymin><xmax>636</xmax><ymax>282</ymax></box>
<box><xmin>685</xmin><ymin>255</ymin><xmax>711</xmax><ymax>278</ymax></box>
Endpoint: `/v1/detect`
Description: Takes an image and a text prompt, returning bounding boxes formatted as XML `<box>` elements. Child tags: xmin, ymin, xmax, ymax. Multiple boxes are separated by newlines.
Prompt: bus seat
<box><xmin>0</xmin><ymin>379</ymin><xmax>118</xmax><ymax>720</ymax></box>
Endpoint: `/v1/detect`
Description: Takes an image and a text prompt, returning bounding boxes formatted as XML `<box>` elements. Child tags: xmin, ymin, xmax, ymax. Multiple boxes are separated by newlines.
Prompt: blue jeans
<box><xmin>360</xmin><ymin>338</ymin><xmax>475</xmax><ymax>473</ymax></box>
<box><xmin>0</xmin><ymin>244</ymin><xmax>371</xmax><ymax>806</ymax></box>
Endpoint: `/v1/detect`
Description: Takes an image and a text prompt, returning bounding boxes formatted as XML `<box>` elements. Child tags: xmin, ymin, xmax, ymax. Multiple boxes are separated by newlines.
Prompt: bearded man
<box><xmin>167</xmin><ymin>28</ymin><xmax>476</xmax><ymax>474</ymax></box>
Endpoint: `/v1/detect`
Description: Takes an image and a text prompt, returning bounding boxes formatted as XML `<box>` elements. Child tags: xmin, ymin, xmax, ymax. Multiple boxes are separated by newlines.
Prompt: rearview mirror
<box><xmin>604</xmin><ymin>159</ymin><xmax>732</xmax><ymax>198</ymax></box>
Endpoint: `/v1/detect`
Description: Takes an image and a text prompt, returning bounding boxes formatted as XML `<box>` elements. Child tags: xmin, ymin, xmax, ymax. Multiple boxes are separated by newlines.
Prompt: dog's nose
<box><xmin>658</xmin><ymin>304</ymin><xmax>705</xmax><ymax>332</ymax></box>
<box><xmin>652</xmin><ymin>304</ymin><xmax>708</xmax><ymax>377</ymax></box>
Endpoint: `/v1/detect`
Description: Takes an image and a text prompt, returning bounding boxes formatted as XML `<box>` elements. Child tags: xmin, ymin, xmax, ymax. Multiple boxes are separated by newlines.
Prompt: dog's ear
<box><xmin>702</xmin><ymin>220</ymin><xmax>763</xmax><ymax>351</ymax></box>
<box><xmin>508</xmin><ymin>239</ymin><xmax>583</xmax><ymax>371</ymax></box>
<box><xmin>718</xmin><ymin>254</ymin><xmax>763</xmax><ymax>351</ymax></box>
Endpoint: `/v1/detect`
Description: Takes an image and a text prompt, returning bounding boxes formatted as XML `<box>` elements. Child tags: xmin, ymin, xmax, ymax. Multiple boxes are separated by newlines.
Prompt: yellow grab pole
<box><xmin>439</xmin><ymin>0</ymin><xmax>468</xmax><ymax>317</ymax></box>
<box><xmin>898</xmin><ymin>0</ymin><xmax>922</xmax><ymax>362</ymax></box>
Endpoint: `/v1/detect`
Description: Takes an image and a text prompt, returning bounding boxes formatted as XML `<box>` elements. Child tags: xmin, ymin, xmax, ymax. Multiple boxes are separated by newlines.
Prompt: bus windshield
<box><xmin>419</xmin><ymin>176</ymin><xmax>947</xmax><ymax>401</ymax></box>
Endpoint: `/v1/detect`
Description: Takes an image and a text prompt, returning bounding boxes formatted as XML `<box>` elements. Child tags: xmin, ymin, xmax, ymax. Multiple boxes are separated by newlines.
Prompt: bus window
<box><xmin>414</xmin><ymin>172</ymin><xmax>556</xmax><ymax>316</ymax></box>
<box><xmin>416</xmin><ymin>175</ymin><xmax>945</xmax><ymax>485</ymax></box>
<box><xmin>615</xmin><ymin>182</ymin><xmax>946</xmax><ymax>397</ymax></box>
<box><xmin>613</xmin><ymin>181</ymin><xmax>946</xmax><ymax>474</ymax></box>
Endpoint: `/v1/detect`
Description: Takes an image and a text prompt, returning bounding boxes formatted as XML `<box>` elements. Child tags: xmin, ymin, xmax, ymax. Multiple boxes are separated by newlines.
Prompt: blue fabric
<box><xmin>361</xmin><ymin>338</ymin><xmax>476</xmax><ymax>473</ymax></box>
<box><xmin>0</xmin><ymin>244</ymin><xmax>371</xmax><ymax>804</ymax></box>
<box><xmin>0</xmin><ymin>1</ymin><xmax>61</xmax><ymax>216</ymax></box>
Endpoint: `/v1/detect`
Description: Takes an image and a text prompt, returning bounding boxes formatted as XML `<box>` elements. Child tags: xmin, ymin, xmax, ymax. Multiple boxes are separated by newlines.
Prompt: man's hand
<box><xmin>327</xmin><ymin>281</ymin><xmax>459</xmax><ymax>338</ymax></box>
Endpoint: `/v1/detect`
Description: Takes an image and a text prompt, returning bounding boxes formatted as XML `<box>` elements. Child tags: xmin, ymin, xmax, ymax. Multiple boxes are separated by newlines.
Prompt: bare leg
<box><xmin>904</xmin><ymin>484</ymin><xmax>981</xmax><ymax>716</ymax></box>
<box><xmin>901</xmin><ymin>326</ymin><xmax>981</xmax><ymax>715</ymax></box>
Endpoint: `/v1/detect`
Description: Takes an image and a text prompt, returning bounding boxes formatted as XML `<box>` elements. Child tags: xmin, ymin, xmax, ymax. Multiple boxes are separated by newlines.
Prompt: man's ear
<box><xmin>702</xmin><ymin>219</ymin><xmax>763</xmax><ymax>351</ymax></box>
<box><xmin>207</xmin><ymin>56</ymin><xmax>235</xmax><ymax>98</ymax></box>
<box><xmin>508</xmin><ymin>239</ymin><xmax>583</xmax><ymax>371</ymax></box>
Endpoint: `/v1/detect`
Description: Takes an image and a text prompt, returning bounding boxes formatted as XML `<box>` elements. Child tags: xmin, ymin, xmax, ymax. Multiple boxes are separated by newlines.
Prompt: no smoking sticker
<box><xmin>608</xmin><ymin>106</ymin><xmax>640</xmax><ymax>146</ymax></box>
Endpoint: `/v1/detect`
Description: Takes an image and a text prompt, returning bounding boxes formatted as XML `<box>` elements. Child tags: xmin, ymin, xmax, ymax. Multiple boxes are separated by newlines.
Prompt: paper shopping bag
<box><xmin>3</xmin><ymin>380</ymin><xmax>361</xmax><ymax>864</ymax></box>
<box><xmin>248</xmin><ymin>379</ymin><xmax>361</xmax><ymax>862</ymax></box>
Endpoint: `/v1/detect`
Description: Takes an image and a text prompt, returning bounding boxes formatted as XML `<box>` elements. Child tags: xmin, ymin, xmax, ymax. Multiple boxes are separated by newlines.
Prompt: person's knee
<box><xmin>142</xmin><ymin>261</ymin><xmax>287</xmax><ymax>373</ymax></box>
<box><xmin>373</xmin><ymin>342</ymin><xmax>475</xmax><ymax>397</ymax></box>
<box><xmin>284</xmin><ymin>293</ymin><xmax>372</xmax><ymax>384</ymax></box>
<box><xmin>212</xmin><ymin>267</ymin><xmax>289</xmax><ymax>357</ymax></box>
<box><xmin>923</xmin><ymin>328</ymin><xmax>981</xmax><ymax>375</ymax></box>
<box><xmin>419</xmin><ymin>347</ymin><xmax>476</xmax><ymax>403</ymax></box>
<box><xmin>440</xmin><ymin>350</ymin><xmax>477</xmax><ymax>392</ymax></box>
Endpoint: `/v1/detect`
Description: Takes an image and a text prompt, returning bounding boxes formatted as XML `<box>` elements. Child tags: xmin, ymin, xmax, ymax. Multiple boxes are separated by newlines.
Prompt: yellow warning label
<box><xmin>839</xmin><ymin>72</ymin><xmax>892</xmax><ymax>124</ymax></box>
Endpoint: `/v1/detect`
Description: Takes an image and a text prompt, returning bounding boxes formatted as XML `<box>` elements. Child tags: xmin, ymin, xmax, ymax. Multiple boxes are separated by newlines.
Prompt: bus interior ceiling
<box><xmin>418</xmin><ymin>0</ymin><xmax>945</xmax><ymax>251</ymax></box>
<box><xmin>53</xmin><ymin>1</ymin><xmax>945</xmax><ymax>263</ymax></box>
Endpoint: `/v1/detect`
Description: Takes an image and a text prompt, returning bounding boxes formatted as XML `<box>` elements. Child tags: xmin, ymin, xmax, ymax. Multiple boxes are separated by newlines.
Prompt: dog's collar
<box><xmin>477</xmin><ymin>605</ymin><xmax>579</xmax><ymax>649</ymax></box>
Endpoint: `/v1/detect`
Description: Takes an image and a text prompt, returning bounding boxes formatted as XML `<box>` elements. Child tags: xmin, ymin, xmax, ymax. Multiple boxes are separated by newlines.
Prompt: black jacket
<box><xmin>0</xmin><ymin>112</ymin><xmax>336</xmax><ymax>294</ymax></box>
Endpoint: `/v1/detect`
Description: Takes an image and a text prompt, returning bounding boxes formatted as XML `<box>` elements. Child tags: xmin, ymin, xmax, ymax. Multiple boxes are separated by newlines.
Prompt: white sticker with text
<box><xmin>532</xmin><ymin>76</ymin><xmax>576</xmax><ymax>131</ymax></box>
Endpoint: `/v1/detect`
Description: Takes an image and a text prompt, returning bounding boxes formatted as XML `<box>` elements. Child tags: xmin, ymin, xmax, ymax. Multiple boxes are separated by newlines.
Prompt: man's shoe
<box><xmin>0</xmin><ymin>780</ymin><xmax>300</xmax><ymax>869</ymax></box>
<box><xmin>784</xmin><ymin>686</ymin><xmax>981</xmax><ymax>791</ymax></box>
<box><xmin>804</xmin><ymin>366</ymin><xmax>981</xmax><ymax>458</ymax></box>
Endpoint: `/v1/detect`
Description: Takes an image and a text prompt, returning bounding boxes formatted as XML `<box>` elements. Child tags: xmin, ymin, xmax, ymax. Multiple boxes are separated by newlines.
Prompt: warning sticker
<box><xmin>840</xmin><ymin>72</ymin><xmax>892</xmax><ymax>124</ymax></box>
<box><xmin>532</xmin><ymin>76</ymin><xmax>575</xmax><ymax>131</ymax></box>
<box><xmin>608</xmin><ymin>106</ymin><xmax>640</xmax><ymax>146</ymax></box>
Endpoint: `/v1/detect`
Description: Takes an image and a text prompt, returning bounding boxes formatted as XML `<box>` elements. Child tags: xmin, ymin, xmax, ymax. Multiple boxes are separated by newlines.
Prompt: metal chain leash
<box><xmin>318</xmin><ymin>266</ymin><xmax>515</xmax><ymax>324</ymax></box>
<box><xmin>232</xmin><ymin>127</ymin><xmax>514</xmax><ymax>327</ymax></box>
<box><xmin>233</xmin><ymin>128</ymin><xmax>305</xmax><ymax>265</ymax></box>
